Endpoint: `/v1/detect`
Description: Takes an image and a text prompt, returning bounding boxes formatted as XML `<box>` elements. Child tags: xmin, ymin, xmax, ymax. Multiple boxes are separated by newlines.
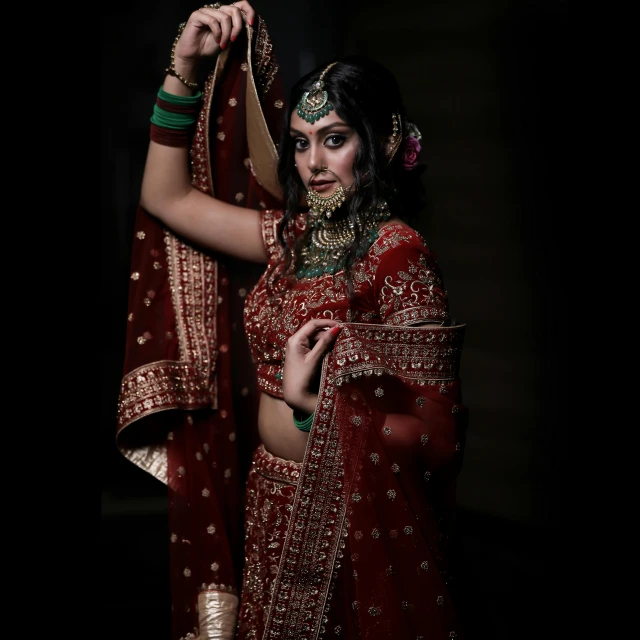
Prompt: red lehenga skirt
<box><xmin>237</xmin><ymin>444</ymin><xmax>361</xmax><ymax>639</ymax></box>
<box><xmin>237</xmin><ymin>444</ymin><xmax>301</xmax><ymax>638</ymax></box>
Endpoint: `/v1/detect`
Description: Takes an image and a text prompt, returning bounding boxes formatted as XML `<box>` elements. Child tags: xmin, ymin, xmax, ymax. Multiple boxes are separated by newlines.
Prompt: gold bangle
<box><xmin>164</xmin><ymin>22</ymin><xmax>199</xmax><ymax>91</ymax></box>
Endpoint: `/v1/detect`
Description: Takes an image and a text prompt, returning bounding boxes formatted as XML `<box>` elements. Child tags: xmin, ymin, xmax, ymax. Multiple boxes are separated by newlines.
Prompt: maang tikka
<box><xmin>296</xmin><ymin>62</ymin><xmax>338</xmax><ymax>124</ymax></box>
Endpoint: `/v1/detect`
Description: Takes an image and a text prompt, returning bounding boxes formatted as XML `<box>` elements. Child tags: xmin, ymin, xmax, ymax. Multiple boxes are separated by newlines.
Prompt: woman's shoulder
<box><xmin>372</xmin><ymin>219</ymin><xmax>430</xmax><ymax>257</ymax></box>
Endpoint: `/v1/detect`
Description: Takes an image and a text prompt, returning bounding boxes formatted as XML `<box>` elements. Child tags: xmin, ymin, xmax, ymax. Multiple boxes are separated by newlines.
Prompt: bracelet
<box><xmin>149</xmin><ymin>86</ymin><xmax>202</xmax><ymax>147</ymax></box>
<box><xmin>151</xmin><ymin>104</ymin><xmax>198</xmax><ymax>129</ymax></box>
<box><xmin>293</xmin><ymin>410</ymin><xmax>314</xmax><ymax>433</ymax></box>
<box><xmin>158</xmin><ymin>86</ymin><xmax>202</xmax><ymax>105</ymax></box>
<box><xmin>165</xmin><ymin>22</ymin><xmax>199</xmax><ymax>91</ymax></box>
<box><xmin>150</xmin><ymin>123</ymin><xmax>191</xmax><ymax>147</ymax></box>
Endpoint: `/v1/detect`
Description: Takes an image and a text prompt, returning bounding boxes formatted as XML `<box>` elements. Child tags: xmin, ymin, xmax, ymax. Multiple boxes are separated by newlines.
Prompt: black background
<box><xmin>101</xmin><ymin>1</ymin><xmax>568</xmax><ymax>638</ymax></box>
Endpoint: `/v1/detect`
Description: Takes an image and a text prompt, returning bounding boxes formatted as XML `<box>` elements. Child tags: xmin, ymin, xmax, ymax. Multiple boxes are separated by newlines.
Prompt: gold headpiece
<box><xmin>296</xmin><ymin>62</ymin><xmax>338</xmax><ymax>124</ymax></box>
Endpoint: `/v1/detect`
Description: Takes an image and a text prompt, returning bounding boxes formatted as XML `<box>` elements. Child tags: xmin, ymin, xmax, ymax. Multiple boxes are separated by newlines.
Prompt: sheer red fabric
<box><xmin>116</xmin><ymin>16</ymin><xmax>286</xmax><ymax>640</ymax></box>
<box><xmin>261</xmin><ymin>323</ymin><xmax>468</xmax><ymax>639</ymax></box>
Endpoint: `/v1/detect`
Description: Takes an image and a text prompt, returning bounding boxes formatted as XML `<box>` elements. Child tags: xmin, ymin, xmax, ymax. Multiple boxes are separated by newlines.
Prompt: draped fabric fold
<box><xmin>264</xmin><ymin>322</ymin><xmax>468</xmax><ymax>639</ymax></box>
<box><xmin>115</xmin><ymin>16</ymin><xmax>286</xmax><ymax>640</ymax></box>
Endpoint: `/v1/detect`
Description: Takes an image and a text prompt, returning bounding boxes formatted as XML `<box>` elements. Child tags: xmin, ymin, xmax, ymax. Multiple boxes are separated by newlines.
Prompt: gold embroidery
<box><xmin>253</xmin><ymin>18</ymin><xmax>279</xmax><ymax>96</ymax></box>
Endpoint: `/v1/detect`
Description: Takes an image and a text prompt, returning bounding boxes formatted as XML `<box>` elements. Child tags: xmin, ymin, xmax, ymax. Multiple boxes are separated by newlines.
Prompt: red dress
<box><xmin>117</xmin><ymin>14</ymin><xmax>468</xmax><ymax>640</ymax></box>
<box><xmin>235</xmin><ymin>210</ymin><xmax>467</xmax><ymax>639</ymax></box>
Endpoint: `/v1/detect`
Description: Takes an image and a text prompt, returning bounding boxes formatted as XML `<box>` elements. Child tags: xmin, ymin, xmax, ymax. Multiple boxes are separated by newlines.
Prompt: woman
<box><xmin>116</xmin><ymin>2</ymin><xmax>468</xmax><ymax>639</ymax></box>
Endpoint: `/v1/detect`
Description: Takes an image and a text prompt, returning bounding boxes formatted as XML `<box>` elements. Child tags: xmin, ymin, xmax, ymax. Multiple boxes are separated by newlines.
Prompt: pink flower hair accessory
<box><xmin>401</xmin><ymin>122</ymin><xmax>423</xmax><ymax>171</ymax></box>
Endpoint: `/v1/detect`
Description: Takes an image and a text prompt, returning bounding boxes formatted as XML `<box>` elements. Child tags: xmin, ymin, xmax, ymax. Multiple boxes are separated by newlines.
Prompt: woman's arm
<box><xmin>140</xmin><ymin>2</ymin><xmax>268</xmax><ymax>264</ymax></box>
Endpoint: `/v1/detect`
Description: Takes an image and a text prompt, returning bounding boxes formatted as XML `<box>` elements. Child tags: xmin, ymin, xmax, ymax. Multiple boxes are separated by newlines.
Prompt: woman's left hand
<box><xmin>282</xmin><ymin>318</ymin><xmax>343</xmax><ymax>416</ymax></box>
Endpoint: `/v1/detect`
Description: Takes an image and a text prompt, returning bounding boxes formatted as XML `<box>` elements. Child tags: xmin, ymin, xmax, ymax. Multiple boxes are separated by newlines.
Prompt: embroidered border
<box><xmin>386</xmin><ymin>305</ymin><xmax>449</xmax><ymax>326</ymax></box>
<box><xmin>253</xmin><ymin>17</ymin><xmax>279</xmax><ymax>97</ymax></box>
<box><xmin>117</xmin><ymin>360</ymin><xmax>213</xmax><ymax>431</ymax></box>
<box><xmin>260</xmin><ymin>209</ymin><xmax>283</xmax><ymax>258</ymax></box>
<box><xmin>330</xmin><ymin>322</ymin><xmax>465</xmax><ymax>386</ymax></box>
<box><xmin>263</xmin><ymin>361</ymin><xmax>364</xmax><ymax>639</ymax></box>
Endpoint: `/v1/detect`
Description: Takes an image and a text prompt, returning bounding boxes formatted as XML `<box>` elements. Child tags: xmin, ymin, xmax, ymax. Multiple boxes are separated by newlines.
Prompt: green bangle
<box><xmin>157</xmin><ymin>86</ymin><xmax>202</xmax><ymax>105</ymax></box>
<box><xmin>150</xmin><ymin>104</ymin><xmax>198</xmax><ymax>129</ymax></box>
<box><xmin>293</xmin><ymin>410</ymin><xmax>314</xmax><ymax>433</ymax></box>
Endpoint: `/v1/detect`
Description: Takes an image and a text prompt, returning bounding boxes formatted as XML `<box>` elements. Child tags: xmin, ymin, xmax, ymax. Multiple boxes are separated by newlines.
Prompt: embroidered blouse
<box><xmin>243</xmin><ymin>209</ymin><xmax>450</xmax><ymax>398</ymax></box>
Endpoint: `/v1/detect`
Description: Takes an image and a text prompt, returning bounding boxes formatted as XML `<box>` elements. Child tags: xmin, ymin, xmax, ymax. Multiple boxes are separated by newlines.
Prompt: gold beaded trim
<box><xmin>165</xmin><ymin>22</ymin><xmax>199</xmax><ymax>91</ymax></box>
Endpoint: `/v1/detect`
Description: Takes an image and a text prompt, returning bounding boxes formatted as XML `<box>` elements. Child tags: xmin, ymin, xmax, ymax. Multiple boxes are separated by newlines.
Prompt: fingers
<box><xmin>307</xmin><ymin>324</ymin><xmax>342</xmax><ymax>364</ymax></box>
<box><xmin>198</xmin><ymin>7</ymin><xmax>233</xmax><ymax>48</ymax></box>
<box><xmin>228</xmin><ymin>1</ymin><xmax>256</xmax><ymax>26</ymax></box>
<box><xmin>286</xmin><ymin>319</ymin><xmax>342</xmax><ymax>368</ymax></box>
<box><xmin>218</xmin><ymin>4</ymin><xmax>248</xmax><ymax>40</ymax></box>
<box><xmin>289</xmin><ymin>318</ymin><xmax>339</xmax><ymax>345</ymax></box>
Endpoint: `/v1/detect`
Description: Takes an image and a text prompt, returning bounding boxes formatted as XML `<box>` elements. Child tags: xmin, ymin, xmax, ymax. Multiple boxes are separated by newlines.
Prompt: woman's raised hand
<box><xmin>174</xmin><ymin>2</ymin><xmax>256</xmax><ymax>72</ymax></box>
<box><xmin>282</xmin><ymin>318</ymin><xmax>343</xmax><ymax>416</ymax></box>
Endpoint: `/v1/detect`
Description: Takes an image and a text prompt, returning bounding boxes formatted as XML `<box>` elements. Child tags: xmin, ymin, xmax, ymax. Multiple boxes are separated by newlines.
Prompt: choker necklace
<box><xmin>296</xmin><ymin>202</ymin><xmax>391</xmax><ymax>279</ymax></box>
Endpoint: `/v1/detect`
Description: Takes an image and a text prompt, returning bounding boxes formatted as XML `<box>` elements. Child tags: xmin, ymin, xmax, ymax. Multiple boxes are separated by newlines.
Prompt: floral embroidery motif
<box><xmin>243</xmin><ymin>219</ymin><xmax>451</xmax><ymax>398</ymax></box>
<box><xmin>378</xmin><ymin>252</ymin><xmax>448</xmax><ymax>326</ymax></box>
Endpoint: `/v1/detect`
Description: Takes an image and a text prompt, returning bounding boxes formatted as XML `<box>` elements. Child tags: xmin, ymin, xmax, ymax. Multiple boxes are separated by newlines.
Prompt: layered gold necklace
<box><xmin>296</xmin><ymin>201</ymin><xmax>391</xmax><ymax>279</ymax></box>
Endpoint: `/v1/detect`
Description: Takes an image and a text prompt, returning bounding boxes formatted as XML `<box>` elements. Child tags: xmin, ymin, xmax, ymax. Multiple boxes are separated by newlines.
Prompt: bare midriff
<box><xmin>257</xmin><ymin>392</ymin><xmax>309</xmax><ymax>463</ymax></box>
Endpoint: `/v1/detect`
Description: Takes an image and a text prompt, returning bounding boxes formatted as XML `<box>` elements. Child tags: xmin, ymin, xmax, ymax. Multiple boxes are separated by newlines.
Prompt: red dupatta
<box><xmin>115</xmin><ymin>15</ymin><xmax>286</xmax><ymax>640</ymax></box>
<box><xmin>263</xmin><ymin>322</ymin><xmax>468</xmax><ymax>639</ymax></box>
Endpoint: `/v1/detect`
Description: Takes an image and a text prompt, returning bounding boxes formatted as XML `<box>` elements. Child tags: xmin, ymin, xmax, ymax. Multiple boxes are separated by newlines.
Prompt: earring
<box><xmin>386</xmin><ymin>112</ymin><xmax>402</xmax><ymax>164</ymax></box>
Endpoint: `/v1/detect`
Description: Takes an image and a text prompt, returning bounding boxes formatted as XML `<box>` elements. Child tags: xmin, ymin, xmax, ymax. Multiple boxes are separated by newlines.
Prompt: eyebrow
<box><xmin>289</xmin><ymin>123</ymin><xmax>351</xmax><ymax>136</ymax></box>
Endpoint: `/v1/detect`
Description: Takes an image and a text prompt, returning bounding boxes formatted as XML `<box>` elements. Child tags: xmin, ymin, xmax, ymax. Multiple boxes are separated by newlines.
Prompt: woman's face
<box><xmin>289</xmin><ymin>110</ymin><xmax>360</xmax><ymax>197</ymax></box>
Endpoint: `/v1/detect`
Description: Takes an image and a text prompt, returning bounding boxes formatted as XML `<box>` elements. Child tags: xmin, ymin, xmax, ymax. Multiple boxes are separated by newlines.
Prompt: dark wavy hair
<box><xmin>274</xmin><ymin>55</ymin><xmax>426</xmax><ymax>298</ymax></box>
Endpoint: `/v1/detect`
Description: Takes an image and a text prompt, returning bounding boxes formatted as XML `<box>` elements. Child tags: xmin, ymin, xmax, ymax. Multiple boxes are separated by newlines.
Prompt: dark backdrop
<box><xmin>101</xmin><ymin>1</ymin><xmax>568</xmax><ymax>638</ymax></box>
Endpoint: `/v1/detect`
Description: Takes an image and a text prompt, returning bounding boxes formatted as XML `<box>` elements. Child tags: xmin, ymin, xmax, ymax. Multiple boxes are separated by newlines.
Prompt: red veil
<box><xmin>116</xmin><ymin>13</ymin><xmax>468</xmax><ymax>640</ymax></box>
<box><xmin>116</xmin><ymin>15</ymin><xmax>287</xmax><ymax>640</ymax></box>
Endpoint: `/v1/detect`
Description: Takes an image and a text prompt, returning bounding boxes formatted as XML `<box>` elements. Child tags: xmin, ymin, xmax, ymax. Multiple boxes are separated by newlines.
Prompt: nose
<box><xmin>307</xmin><ymin>143</ymin><xmax>327</xmax><ymax>176</ymax></box>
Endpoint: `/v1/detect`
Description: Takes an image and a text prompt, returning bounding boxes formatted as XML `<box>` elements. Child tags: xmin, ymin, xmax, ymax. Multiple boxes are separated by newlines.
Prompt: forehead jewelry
<box><xmin>296</xmin><ymin>62</ymin><xmax>338</xmax><ymax>124</ymax></box>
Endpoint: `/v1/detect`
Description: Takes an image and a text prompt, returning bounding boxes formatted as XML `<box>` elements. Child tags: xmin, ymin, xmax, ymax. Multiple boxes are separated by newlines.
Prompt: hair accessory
<box><xmin>165</xmin><ymin>22</ymin><xmax>200</xmax><ymax>91</ymax></box>
<box><xmin>401</xmin><ymin>121</ymin><xmax>423</xmax><ymax>171</ymax></box>
<box><xmin>296</xmin><ymin>62</ymin><xmax>338</xmax><ymax>124</ymax></box>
